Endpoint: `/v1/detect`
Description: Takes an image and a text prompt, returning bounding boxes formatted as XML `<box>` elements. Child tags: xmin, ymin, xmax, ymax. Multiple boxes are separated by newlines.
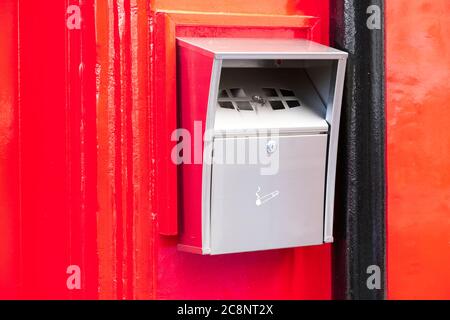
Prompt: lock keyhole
<box><xmin>266</xmin><ymin>140</ymin><xmax>277</xmax><ymax>154</ymax></box>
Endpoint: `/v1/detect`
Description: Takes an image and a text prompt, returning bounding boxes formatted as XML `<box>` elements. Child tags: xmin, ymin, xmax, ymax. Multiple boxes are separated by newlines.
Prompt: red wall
<box><xmin>386</xmin><ymin>0</ymin><xmax>450</xmax><ymax>299</ymax></box>
<box><xmin>0</xmin><ymin>0</ymin><xmax>98</xmax><ymax>299</ymax></box>
<box><xmin>0</xmin><ymin>0</ymin><xmax>332</xmax><ymax>299</ymax></box>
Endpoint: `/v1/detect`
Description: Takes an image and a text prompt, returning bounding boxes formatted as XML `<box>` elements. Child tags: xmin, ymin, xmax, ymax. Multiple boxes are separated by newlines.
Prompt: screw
<box><xmin>252</xmin><ymin>95</ymin><xmax>266</xmax><ymax>105</ymax></box>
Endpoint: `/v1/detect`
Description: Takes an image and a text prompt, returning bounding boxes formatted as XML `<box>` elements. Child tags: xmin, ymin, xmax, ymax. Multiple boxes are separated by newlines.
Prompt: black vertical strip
<box><xmin>330</xmin><ymin>1</ymin><xmax>386</xmax><ymax>299</ymax></box>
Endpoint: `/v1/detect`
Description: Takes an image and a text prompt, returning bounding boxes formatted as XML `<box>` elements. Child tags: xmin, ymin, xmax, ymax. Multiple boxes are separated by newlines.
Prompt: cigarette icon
<box><xmin>256</xmin><ymin>186</ymin><xmax>280</xmax><ymax>206</ymax></box>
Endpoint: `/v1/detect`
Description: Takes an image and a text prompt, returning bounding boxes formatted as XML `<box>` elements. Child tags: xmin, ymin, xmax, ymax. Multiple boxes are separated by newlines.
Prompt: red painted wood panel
<box><xmin>0</xmin><ymin>0</ymin><xmax>331</xmax><ymax>299</ymax></box>
<box><xmin>386</xmin><ymin>0</ymin><xmax>450</xmax><ymax>299</ymax></box>
<box><xmin>0</xmin><ymin>0</ymin><xmax>98</xmax><ymax>299</ymax></box>
<box><xmin>95</xmin><ymin>0</ymin><xmax>155</xmax><ymax>300</ymax></box>
<box><xmin>17</xmin><ymin>0</ymin><xmax>98</xmax><ymax>299</ymax></box>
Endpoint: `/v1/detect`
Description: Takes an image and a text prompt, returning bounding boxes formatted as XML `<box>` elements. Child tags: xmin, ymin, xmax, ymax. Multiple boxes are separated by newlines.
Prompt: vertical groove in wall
<box><xmin>0</xmin><ymin>0</ymin><xmax>20</xmax><ymax>298</ymax></box>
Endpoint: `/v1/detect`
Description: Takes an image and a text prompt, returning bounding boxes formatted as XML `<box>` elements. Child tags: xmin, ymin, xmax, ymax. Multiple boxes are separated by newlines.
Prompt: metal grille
<box><xmin>218</xmin><ymin>87</ymin><xmax>302</xmax><ymax>111</ymax></box>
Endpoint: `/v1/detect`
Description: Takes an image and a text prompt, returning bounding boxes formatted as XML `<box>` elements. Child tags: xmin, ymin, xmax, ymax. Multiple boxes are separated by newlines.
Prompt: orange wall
<box><xmin>386</xmin><ymin>0</ymin><xmax>450</xmax><ymax>299</ymax></box>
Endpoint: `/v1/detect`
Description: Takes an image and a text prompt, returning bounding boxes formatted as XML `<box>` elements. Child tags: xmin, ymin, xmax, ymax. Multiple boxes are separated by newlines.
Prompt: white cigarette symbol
<box><xmin>255</xmin><ymin>186</ymin><xmax>280</xmax><ymax>206</ymax></box>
